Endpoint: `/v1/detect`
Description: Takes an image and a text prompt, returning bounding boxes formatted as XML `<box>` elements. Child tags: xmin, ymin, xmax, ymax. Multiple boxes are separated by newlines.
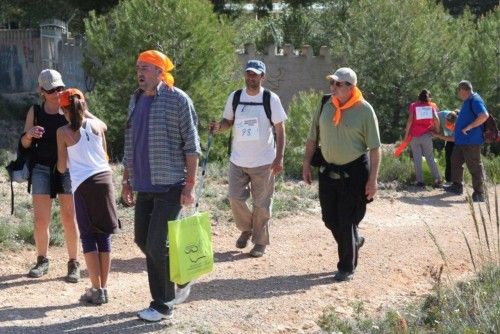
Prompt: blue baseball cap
<box><xmin>245</xmin><ymin>60</ymin><xmax>266</xmax><ymax>75</ymax></box>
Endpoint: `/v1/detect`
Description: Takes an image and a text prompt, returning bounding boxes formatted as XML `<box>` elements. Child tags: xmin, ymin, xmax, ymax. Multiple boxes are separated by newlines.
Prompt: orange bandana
<box><xmin>137</xmin><ymin>50</ymin><xmax>175</xmax><ymax>88</ymax></box>
<box><xmin>331</xmin><ymin>86</ymin><xmax>364</xmax><ymax>126</ymax></box>
<box><xmin>59</xmin><ymin>88</ymin><xmax>84</xmax><ymax>108</ymax></box>
<box><xmin>445</xmin><ymin>120</ymin><xmax>455</xmax><ymax>132</ymax></box>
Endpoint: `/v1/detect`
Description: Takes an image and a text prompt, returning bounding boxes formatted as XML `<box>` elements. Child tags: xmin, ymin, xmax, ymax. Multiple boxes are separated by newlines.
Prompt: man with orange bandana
<box><xmin>121</xmin><ymin>50</ymin><xmax>201</xmax><ymax>322</ymax></box>
<box><xmin>302</xmin><ymin>67</ymin><xmax>381</xmax><ymax>282</ymax></box>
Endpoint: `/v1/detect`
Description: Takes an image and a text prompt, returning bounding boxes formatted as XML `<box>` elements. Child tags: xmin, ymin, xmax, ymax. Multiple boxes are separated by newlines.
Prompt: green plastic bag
<box><xmin>168</xmin><ymin>212</ymin><xmax>213</xmax><ymax>285</ymax></box>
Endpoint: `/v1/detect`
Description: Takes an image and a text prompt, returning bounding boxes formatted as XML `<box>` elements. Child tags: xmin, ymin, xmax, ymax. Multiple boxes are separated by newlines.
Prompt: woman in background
<box><xmin>21</xmin><ymin>69</ymin><xmax>80</xmax><ymax>282</ymax></box>
<box><xmin>403</xmin><ymin>89</ymin><xmax>442</xmax><ymax>188</ymax></box>
<box><xmin>56</xmin><ymin>88</ymin><xmax>120</xmax><ymax>305</ymax></box>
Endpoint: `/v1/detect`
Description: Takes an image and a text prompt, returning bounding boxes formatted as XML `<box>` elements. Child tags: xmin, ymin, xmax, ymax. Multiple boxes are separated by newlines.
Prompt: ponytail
<box><xmin>68</xmin><ymin>95</ymin><xmax>84</xmax><ymax>131</ymax></box>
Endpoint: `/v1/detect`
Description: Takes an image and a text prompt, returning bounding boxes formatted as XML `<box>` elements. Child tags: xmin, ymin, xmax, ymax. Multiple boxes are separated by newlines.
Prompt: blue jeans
<box><xmin>134</xmin><ymin>188</ymin><xmax>182</xmax><ymax>314</ymax></box>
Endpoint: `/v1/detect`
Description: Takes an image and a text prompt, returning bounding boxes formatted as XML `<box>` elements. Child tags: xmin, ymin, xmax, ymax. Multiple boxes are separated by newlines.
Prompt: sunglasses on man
<box><xmin>42</xmin><ymin>86</ymin><xmax>64</xmax><ymax>94</ymax></box>
<box><xmin>329</xmin><ymin>80</ymin><xmax>351</xmax><ymax>87</ymax></box>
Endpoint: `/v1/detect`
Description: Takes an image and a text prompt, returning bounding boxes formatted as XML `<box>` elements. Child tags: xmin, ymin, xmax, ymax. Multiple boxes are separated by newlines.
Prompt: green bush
<box><xmin>284</xmin><ymin>89</ymin><xmax>323</xmax><ymax>178</ymax></box>
<box><xmin>83</xmin><ymin>0</ymin><xmax>239</xmax><ymax>161</ymax></box>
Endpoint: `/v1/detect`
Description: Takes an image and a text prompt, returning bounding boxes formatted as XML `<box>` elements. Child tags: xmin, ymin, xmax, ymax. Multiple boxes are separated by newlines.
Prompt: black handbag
<box><xmin>310</xmin><ymin>146</ymin><xmax>325</xmax><ymax>167</ymax></box>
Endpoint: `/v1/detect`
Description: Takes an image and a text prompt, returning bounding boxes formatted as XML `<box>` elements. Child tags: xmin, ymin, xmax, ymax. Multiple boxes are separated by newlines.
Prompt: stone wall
<box><xmin>237</xmin><ymin>43</ymin><xmax>343</xmax><ymax>109</ymax></box>
<box><xmin>0</xmin><ymin>20</ymin><xmax>86</xmax><ymax>94</ymax></box>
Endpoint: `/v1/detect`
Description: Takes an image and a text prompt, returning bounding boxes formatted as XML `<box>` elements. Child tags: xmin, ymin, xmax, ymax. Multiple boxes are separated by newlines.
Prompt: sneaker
<box><xmin>236</xmin><ymin>231</ymin><xmax>252</xmax><ymax>249</ymax></box>
<box><xmin>137</xmin><ymin>307</ymin><xmax>173</xmax><ymax>322</ymax></box>
<box><xmin>249</xmin><ymin>244</ymin><xmax>266</xmax><ymax>257</ymax></box>
<box><xmin>413</xmin><ymin>182</ymin><xmax>425</xmax><ymax>187</ymax></box>
<box><xmin>28</xmin><ymin>256</ymin><xmax>49</xmax><ymax>278</ymax></box>
<box><xmin>174</xmin><ymin>282</ymin><xmax>192</xmax><ymax>304</ymax></box>
<box><xmin>472</xmin><ymin>192</ymin><xmax>485</xmax><ymax>203</ymax></box>
<box><xmin>333</xmin><ymin>270</ymin><xmax>354</xmax><ymax>282</ymax></box>
<box><xmin>80</xmin><ymin>288</ymin><xmax>105</xmax><ymax>305</ymax></box>
<box><xmin>444</xmin><ymin>182</ymin><xmax>463</xmax><ymax>195</ymax></box>
<box><xmin>66</xmin><ymin>260</ymin><xmax>80</xmax><ymax>283</ymax></box>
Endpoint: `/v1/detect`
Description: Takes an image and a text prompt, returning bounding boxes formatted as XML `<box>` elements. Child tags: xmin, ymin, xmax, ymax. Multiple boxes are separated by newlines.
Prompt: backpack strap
<box><xmin>316</xmin><ymin>94</ymin><xmax>332</xmax><ymax>142</ymax></box>
<box><xmin>231</xmin><ymin>89</ymin><xmax>273</xmax><ymax>126</ymax></box>
<box><xmin>263</xmin><ymin>89</ymin><xmax>272</xmax><ymax>126</ymax></box>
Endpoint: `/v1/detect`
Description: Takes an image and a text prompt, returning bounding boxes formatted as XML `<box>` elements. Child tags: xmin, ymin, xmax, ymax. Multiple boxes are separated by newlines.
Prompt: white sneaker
<box><xmin>137</xmin><ymin>307</ymin><xmax>173</xmax><ymax>322</ymax></box>
<box><xmin>174</xmin><ymin>282</ymin><xmax>193</xmax><ymax>304</ymax></box>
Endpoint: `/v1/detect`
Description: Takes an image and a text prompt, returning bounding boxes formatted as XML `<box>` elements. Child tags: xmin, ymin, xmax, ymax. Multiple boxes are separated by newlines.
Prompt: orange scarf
<box><xmin>331</xmin><ymin>86</ymin><xmax>364</xmax><ymax>126</ymax></box>
<box><xmin>137</xmin><ymin>50</ymin><xmax>175</xmax><ymax>88</ymax></box>
<box><xmin>445</xmin><ymin>120</ymin><xmax>455</xmax><ymax>132</ymax></box>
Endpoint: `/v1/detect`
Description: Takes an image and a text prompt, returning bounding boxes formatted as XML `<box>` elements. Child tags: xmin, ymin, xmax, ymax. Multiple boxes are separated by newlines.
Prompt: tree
<box><xmin>0</xmin><ymin>0</ymin><xmax>118</xmax><ymax>32</ymax></box>
<box><xmin>325</xmin><ymin>0</ymin><xmax>473</xmax><ymax>142</ymax></box>
<box><xmin>83</xmin><ymin>0</ymin><xmax>239</xmax><ymax>160</ymax></box>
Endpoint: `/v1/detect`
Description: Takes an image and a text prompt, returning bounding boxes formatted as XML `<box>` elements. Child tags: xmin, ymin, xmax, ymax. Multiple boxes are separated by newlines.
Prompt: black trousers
<box><xmin>444</xmin><ymin>141</ymin><xmax>455</xmax><ymax>182</ymax></box>
<box><xmin>318</xmin><ymin>155</ymin><xmax>369</xmax><ymax>273</ymax></box>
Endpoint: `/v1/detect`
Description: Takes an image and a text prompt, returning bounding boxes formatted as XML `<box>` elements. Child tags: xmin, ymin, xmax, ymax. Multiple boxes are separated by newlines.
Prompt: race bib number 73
<box><xmin>235</xmin><ymin>117</ymin><xmax>259</xmax><ymax>142</ymax></box>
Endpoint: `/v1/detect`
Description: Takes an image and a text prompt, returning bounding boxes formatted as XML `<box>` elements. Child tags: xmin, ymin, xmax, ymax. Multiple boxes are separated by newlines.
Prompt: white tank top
<box><xmin>66</xmin><ymin>119</ymin><xmax>111</xmax><ymax>193</ymax></box>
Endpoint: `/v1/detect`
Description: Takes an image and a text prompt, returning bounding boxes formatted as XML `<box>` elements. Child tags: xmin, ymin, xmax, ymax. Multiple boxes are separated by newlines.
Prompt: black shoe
<box><xmin>28</xmin><ymin>256</ymin><xmax>49</xmax><ymax>278</ymax></box>
<box><xmin>235</xmin><ymin>231</ymin><xmax>252</xmax><ymax>249</ymax></box>
<box><xmin>414</xmin><ymin>182</ymin><xmax>425</xmax><ymax>187</ymax></box>
<box><xmin>356</xmin><ymin>236</ymin><xmax>365</xmax><ymax>250</ymax></box>
<box><xmin>472</xmin><ymin>192</ymin><xmax>485</xmax><ymax>202</ymax></box>
<box><xmin>333</xmin><ymin>270</ymin><xmax>354</xmax><ymax>282</ymax></box>
<box><xmin>444</xmin><ymin>183</ymin><xmax>463</xmax><ymax>195</ymax></box>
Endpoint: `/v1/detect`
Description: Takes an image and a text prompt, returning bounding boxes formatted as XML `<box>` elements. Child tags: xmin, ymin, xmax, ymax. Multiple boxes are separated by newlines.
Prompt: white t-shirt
<box><xmin>223</xmin><ymin>87</ymin><xmax>287</xmax><ymax>168</ymax></box>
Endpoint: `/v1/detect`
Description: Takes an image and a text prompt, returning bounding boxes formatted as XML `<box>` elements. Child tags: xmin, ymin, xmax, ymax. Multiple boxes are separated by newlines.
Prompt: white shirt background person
<box><xmin>222</xmin><ymin>87</ymin><xmax>287</xmax><ymax>168</ymax></box>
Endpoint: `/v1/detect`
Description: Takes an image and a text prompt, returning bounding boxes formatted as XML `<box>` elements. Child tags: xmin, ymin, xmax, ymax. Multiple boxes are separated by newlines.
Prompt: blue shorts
<box><xmin>31</xmin><ymin>164</ymin><xmax>72</xmax><ymax>195</ymax></box>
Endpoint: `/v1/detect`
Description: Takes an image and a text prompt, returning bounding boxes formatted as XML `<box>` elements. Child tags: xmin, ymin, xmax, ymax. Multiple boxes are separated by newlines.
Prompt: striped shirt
<box><xmin>123</xmin><ymin>82</ymin><xmax>201</xmax><ymax>186</ymax></box>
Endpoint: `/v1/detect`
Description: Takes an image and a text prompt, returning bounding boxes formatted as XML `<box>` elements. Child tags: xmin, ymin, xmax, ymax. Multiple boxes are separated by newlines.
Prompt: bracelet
<box><xmin>122</xmin><ymin>179</ymin><xmax>130</xmax><ymax>185</ymax></box>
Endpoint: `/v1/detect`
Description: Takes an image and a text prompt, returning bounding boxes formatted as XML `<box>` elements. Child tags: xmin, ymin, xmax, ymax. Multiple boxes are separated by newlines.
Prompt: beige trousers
<box><xmin>228</xmin><ymin>162</ymin><xmax>274</xmax><ymax>246</ymax></box>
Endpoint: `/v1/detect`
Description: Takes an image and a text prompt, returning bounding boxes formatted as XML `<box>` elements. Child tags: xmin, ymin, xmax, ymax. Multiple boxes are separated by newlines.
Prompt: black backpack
<box><xmin>5</xmin><ymin>105</ymin><xmax>40</xmax><ymax>214</ymax></box>
<box><xmin>468</xmin><ymin>98</ymin><xmax>499</xmax><ymax>144</ymax></box>
<box><xmin>483</xmin><ymin>115</ymin><xmax>500</xmax><ymax>144</ymax></box>
<box><xmin>231</xmin><ymin>89</ymin><xmax>273</xmax><ymax>125</ymax></box>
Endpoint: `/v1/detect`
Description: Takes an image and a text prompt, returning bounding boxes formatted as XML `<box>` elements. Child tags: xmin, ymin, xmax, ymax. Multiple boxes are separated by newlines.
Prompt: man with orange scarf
<box><xmin>302</xmin><ymin>67</ymin><xmax>381</xmax><ymax>282</ymax></box>
<box><xmin>121</xmin><ymin>50</ymin><xmax>201</xmax><ymax>322</ymax></box>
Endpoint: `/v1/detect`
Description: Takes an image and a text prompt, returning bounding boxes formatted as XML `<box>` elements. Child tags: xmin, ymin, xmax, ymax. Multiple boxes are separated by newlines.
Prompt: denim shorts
<box><xmin>31</xmin><ymin>163</ymin><xmax>72</xmax><ymax>195</ymax></box>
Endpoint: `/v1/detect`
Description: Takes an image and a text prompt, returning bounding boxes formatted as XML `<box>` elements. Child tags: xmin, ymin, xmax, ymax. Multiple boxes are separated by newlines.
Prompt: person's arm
<box><xmin>365</xmin><ymin>147</ymin><xmax>381</xmax><ymax>201</ymax></box>
<box><xmin>209</xmin><ymin>118</ymin><xmax>234</xmax><ymax>133</ymax></box>
<box><xmin>121</xmin><ymin>167</ymin><xmax>134</xmax><ymax>207</ymax></box>
<box><xmin>56</xmin><ymin>127</ymin><xmax>68</xmax><ymax>173</ymax></box>
<box><xmin>432</xmin><ymin>110</ymin><xmax>440</xmax><ymax>134</ymax></box>
<box><xmin>21</xmin><ymin>106</ymin><xmax>45</xmax><ymax>149</ymax></box>
<box><xmin>181</xmin><ymin>154</ymin><xmax>199</xmax><ymax>206</ymax></box>
<box><xmin>461</xmin><ymin>112</ymin><xmax>489</xmax><ymax>135</ymax></box>
<box><xmin>302</xmin><ymin>139</ymin><xmax>317</xmax><ymax>185</ymax></box>
<box><xmin>271</xmin><ymin>122</ymin><xmax>285</xmax><ymax>175</ymax></box>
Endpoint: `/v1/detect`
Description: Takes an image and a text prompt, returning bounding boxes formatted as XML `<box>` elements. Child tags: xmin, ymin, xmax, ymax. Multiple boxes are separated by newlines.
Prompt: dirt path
<box><xmin>0</xmin><ymin>186</ymin><xmax>492</xmax><ymax>334</ymax></box>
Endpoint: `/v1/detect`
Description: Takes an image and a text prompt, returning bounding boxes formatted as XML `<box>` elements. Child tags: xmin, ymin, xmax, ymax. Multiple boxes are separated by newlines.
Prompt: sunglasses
<box><xmin>329</xmin><ymin>80</ymin><xmax>351</xmax><ymax>87</ymax></box>
<box><xmin>42</xmin><ymin>86</ymin><xmax>64</xmax><ymax>94</ymax></box>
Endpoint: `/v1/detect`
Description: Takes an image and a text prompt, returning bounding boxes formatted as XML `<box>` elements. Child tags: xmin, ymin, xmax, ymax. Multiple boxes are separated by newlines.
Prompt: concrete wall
<box><xmin>0</xmin><ymin>29</ymin><xmax>41</xmax><ymax>93</ymax></box>
<box><xmin>0</xmin><ymin>21</ymin><xmax>86</xmax><ymax>94</ymax></box>
<box><xmin>238</xmin><ymin>43</ymin><xmax>343</xmax><ymax>109</ymax></box>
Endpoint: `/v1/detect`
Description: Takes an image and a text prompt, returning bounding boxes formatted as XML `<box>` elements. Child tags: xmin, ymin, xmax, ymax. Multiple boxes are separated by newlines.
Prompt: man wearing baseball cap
<box><xmin>302</xmin><ymin>67</ymin><xmax>381</xmax><ymax>282</ymax></box>
<box><xmin>210</xmin><ymin>59</ymin><xmax>287</xmax><ymax>258</ymax></box>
